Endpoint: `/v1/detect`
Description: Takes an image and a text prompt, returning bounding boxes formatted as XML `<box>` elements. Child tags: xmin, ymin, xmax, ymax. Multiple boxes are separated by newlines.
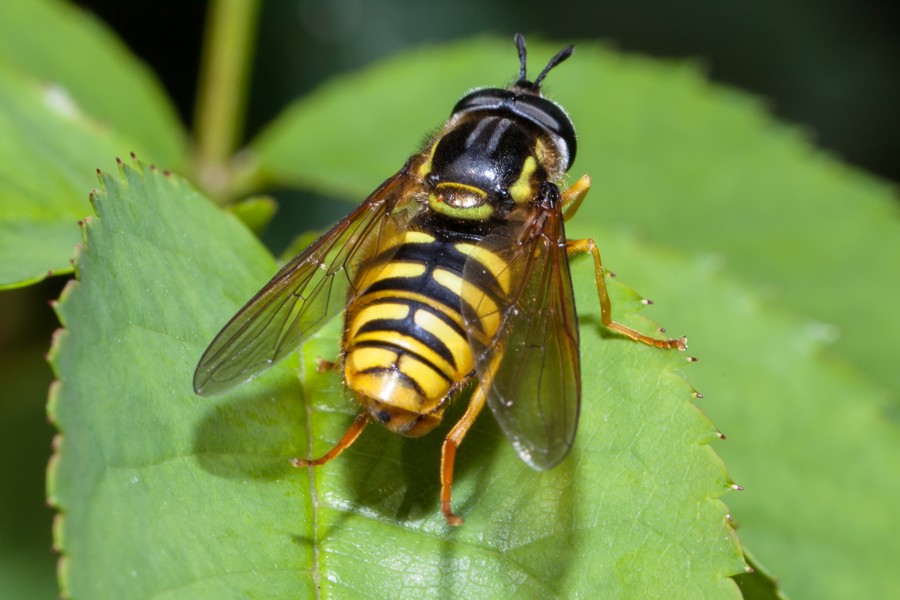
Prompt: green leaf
<box><xmin>250</xmin><ymin>36</ymin><xmax>900</xmax><ymax>400</ymax></box>
<box><xmin>734</xmin><ymin>551</ymin><xmax>790</xmax><ymax>600</ymax></box>
<box><xmin>48</xmin><ymin>162</ymin><xmax>743</xmax><ymax>597</ymax></box>
<box><xmin>0</xmin><ymin>0</ymin><xmax>191</xmax><ymax>289</ymax></box>
<box><xmin>226</xmin><ymin>195</ymin><xmax>278</xmax><ymax>236</ymax></box>
<box><xmin>612</xmin><ymin>230</ymin><xmax>900</xmax><ymax>599</ymax></box>
<box><xmin>48</xmin><ymin>163</ymin><xmax>308</xmax><ymax>597</ymax></box>
<box><xmin>0</xmin><ymin>65</ymin><xmax>139</xmax><ymax>289</ymax></box>
<box><xmin>0</xmin><ymin>0</ymin><xmax>187</xmax><ymax>168</ymax></box>
<box><xmin>561</xmin><ymin>46</ymin><xmax>900</xmax><ymax>399</ymax></box>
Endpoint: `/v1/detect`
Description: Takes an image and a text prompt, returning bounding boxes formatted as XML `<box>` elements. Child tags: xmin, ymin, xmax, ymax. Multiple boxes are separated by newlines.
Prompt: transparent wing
<box><xmin>194</xmin><ymin>168</ymin><xmax>423</xmax><ymax>395</ymax></box>
<box><xmin>462</xmin><ymin>187</ymin><xmax>580</xmax><ymax>470</ymax></box>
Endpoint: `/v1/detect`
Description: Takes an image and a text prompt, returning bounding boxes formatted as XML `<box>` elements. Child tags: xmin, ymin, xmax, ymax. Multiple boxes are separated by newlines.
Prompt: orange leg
<box><xmin>560</xmin><ymin>174</ymin><xmax>592</xmax><ymax>222</ymax></box>
<box><xmin>315</xmin><ymin>358</ymin><xmax>338</xmax><ymax>373</ymax></box>
<box><xmin>291</xmin><ymin>412</ymin><xmax>371</xmax><ymax>467</ymax></box>
<box><xmin>568</xmin><ymin>238</ymin><xmax>687</xmax><ymax>350</ymax></box>
<box><xmin>440</xmin><ymin>380</ymin><xmax>489</xmax><ymax>526</ymax></box>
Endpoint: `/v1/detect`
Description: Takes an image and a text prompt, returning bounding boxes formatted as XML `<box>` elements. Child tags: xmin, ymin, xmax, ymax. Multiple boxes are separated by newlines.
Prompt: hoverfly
<box><xmin>194</xmin><ymin>34</ymin><xmax>686</xmax><ymax>525</ymax></box>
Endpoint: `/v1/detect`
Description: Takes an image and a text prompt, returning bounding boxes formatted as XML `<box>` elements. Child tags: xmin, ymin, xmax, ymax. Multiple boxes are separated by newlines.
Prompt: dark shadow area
<box><xmin>192</xmin><ymin>375</ymin><xmax>306</xmax><ymax>481</ymax></box>
<box><xmin>322</xmin><ymin>386</ymin><xmax>507</xmax><ymax>527</ymax></box>
<box><xmin>0</xmin><ymin>280</ymin><xmax>62</xmax><ymax>599</ymax></box>
<box><xmin>734</xmin><ymin>553</ymin><xmax>784</xmax><ymax>599</ymax></box>
<box><xmin>436</xmin><ymin>404</ymin><xmax>580</xmax><ymax>595</ymax></box>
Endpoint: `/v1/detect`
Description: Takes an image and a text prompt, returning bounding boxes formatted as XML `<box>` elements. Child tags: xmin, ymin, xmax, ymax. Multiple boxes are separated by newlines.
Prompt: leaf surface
<box><xmin>614</xmin><ymin>230</ymin><xmax>900</xmax><ymax>599</ymax></box>
<box><xmin>0</xmin><ymin>66</ymin><xmax>138</xmax><ymax>288</ymax></box>
<box><xmin>0</xmin><ymin>0</ymin><xmax>187</xmax><ymax>167</ymax></box>
<box><xmin>0</xmin><ymin>0</ymin><xmax>189</xmax><ymax>289</ymax></box>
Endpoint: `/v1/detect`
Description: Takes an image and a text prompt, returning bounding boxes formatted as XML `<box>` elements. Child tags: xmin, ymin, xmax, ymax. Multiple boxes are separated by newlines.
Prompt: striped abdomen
<box><xmin>343</xmin><ymin>229</ymin><xmax>509</xmax><ymax>436</ymax></box>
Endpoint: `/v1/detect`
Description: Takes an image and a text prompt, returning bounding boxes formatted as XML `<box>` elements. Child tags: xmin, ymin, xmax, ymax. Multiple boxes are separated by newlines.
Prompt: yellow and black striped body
<box><xmin>339</xmin><ymin>71</ymin><xmax>577</xmax><ymax>438</ymax></box>
<box><xmin>343</xmin><ymin>220</ymin><xmax>510</xmax><ymax>437</ymax></box>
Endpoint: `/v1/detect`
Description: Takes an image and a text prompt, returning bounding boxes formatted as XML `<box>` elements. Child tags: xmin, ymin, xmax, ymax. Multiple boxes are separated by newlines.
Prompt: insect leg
<box><xmin>440</xmin><ymin>381</ymin><xmax>489</xmax><ymax>526</ymax></box>
<box><xmin>568</xmin><ymin>238</ymin><xmax>687</xmax><ymax>350</ymax></box>
<box><xmin>291</xmin><ymin>412</ymin><xmax>371</xmax><ymax>467</ymax></box>
<box><xmin>315</xmin><ymin>357</ymin><xmax>339</xmax><ymax>373</ymax></box>
<box><xmin>560</xmin><ymin>174</ymin><xmax>592</xmax><ymax>222</ymax></box>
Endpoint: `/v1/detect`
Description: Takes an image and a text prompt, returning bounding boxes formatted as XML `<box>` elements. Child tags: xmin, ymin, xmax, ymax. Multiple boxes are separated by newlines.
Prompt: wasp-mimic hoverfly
<box><xmin>194</xmin><ymin>34</ymin><xmax>687</xmax><ymax>525</ymax></box>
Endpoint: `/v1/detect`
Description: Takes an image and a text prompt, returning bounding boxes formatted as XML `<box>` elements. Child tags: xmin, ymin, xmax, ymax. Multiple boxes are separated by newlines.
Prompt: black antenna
<box><xmin>534</xmin><ymin>44</ymin><xmax>574</xmax><ymax>88</ymax></box>
<box><xmin>513</xmin><ymin>33</ymin><xmax>574</xmax><ymax>90</ymax></box>
<box><xmin>514</xmin><ymin>33</ymin><xmax>528</xmax><ymax>82</ymax></box>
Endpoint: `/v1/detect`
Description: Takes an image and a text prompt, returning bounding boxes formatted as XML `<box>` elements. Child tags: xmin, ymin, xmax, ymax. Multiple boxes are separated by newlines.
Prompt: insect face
<box><xmin>420</xmin><ymin>59</ymin><xmax>576</xmax><ymax>222</ymax></box>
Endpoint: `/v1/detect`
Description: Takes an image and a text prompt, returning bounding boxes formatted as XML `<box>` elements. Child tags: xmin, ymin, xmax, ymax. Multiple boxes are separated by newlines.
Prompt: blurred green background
<box><xmin>1</xmin><ymin>0</ymin><xmax>896</xmax><ymax>597</ymax></box>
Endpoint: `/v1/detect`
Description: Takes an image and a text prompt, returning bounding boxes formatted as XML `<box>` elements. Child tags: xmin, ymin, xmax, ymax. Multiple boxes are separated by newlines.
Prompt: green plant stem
<box><xmin>193</xmin><ymin>0</ymin><xmax>262</xmax><ymax>204</ymax></box>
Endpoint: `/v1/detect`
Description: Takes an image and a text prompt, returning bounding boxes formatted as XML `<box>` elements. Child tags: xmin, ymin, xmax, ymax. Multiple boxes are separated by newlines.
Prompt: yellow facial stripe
<box><xmin>435</xmin><ymin>182</ymin><xmax>485</xmax><ymax>199</ymax></box>
<box><xmin>417</xmin><ymin>142</ymin><xmax>438</xmax><ymax>180</ymax></box>
<box><xmin>534</xmin><ymin>139</ymin><xmax>547</xmax><ymax>163</ymax></box>
<box><xmin>429</xmin><ymin>182</ymin><xmax>493</xmax><ymax>220</ymax></box>
<box><xmin>429</xmin><ymin>195</ymin><xmax>494</xmax><ymax>220</ymax></box>
<box><xmin>508</xmin><ymin>155</ymin><xmax>537</xmax><ymax>204</ymax></box>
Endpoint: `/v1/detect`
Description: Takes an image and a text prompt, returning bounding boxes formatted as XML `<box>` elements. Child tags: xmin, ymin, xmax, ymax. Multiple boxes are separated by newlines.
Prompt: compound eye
<box><xmin>451</xmin><ymin>88</ymin><xmax>576</xmax><ymax>171</ymax></box>
<box><xmin>451</xmin><ymin>88</ymin><xmax>509</xmax><ymax>117</ymax></box>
